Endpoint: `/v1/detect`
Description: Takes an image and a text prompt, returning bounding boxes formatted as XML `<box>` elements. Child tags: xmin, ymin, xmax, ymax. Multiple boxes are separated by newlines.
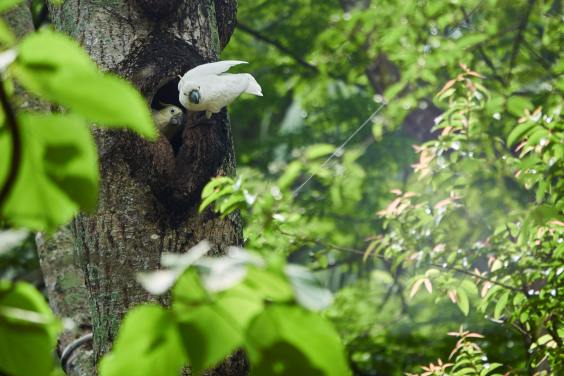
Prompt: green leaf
<box><xmin>242</xmin><ymin>260</ymin><xmax>294</xmax><ymax>302</ymax></box>
<box><xmin>172</xmin><ymin>268</ymin><xmax>208</xmax><ymax>304</ymax></box>
<box><xmin>277</xmin><ymin>160</ymin><xmax>303</xmax><ymax>190</ymax></box>
<box><xmin>14</xmin><ymin>30</ymin><xmax>157</xmax><ymax>139</ymax></box>
<box><xmin>0</xmin><ymin>280</ymin><xmax>59</xmax><ymax>376</ymax></box>
<box><xmin>98</xmin><ymin>305</ymin><xmax>187</xmax><ymax>376</ymax></box>
<box><xmin>201</xmin><ymin>177</ymin><xmax>232</xmax><ymax>199</ymax></box>
<box><xmin>174</xmin><ymin>283</ymin><xmax>264</xmax><ymax>374</ymax></box>
<box><xmin>456</xmin><ymin>287</ymin><xmax>469</xmax><ymax>316</ymax></box>
<box><xmin>199</xmin><ymin>187</ymin><xmax>235</xmax><ymax>213</ymax></box>
<box><xmin>219</xmin><ymin>193</ymin><xmax>246</xmax><ymax>213</ymax></box>
<box><xmin>438</xmin><ymin>87</ymin><xmax>456</xmax><ymax>101</ymax></box>
<box><xmin>494</xmin><ymin>291</ymin><xmax>510</xmax><ymax>319</ymax></box>
<box><xmin>513</xmin><ymin>292</ymin><xmax>526</xmax><ymax>306</ymax></box>
<box><xmin>455</xmin><ymin>367</ymin><xmax>478</xmax><ymax>376</ymax></box>
<box><xmin>506</xmin><ymin>121</ymin><xmax>534</xmax><ymax>147</ymax></box>
<box><xmin>506</xmin><ymin>96</ymin><xmax>533</xmax><ymax>117</ymax></box>
<box><xmin>0</xmin><ymin>19</ymin><xmax>16</xmax><ymax>47</ymax></box>
<box><xmin>306</xmin><ymin>144</ymin><xmax>335</xmax><ymax>160</ymax></box>
<box><xmin>0</xmin><ymin>114</ymin><xmax>98</xmax><ymax>231</ymax></box>
<box><xmin>0</xmin><ymin>0</ymin><xmax>23</xmax><ymax>14</ymax></box>
<box><xmin>246</xmin><ymin>305</ymin><xmax>349</xmax><ymax>376</ymax></box>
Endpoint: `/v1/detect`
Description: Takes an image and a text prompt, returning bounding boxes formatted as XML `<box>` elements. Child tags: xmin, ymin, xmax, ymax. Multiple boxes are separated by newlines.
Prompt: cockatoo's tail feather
<box><xmin>242</xmin><ymin>74</ymin><xmax>263</xmax><ymax>96</ymax></box>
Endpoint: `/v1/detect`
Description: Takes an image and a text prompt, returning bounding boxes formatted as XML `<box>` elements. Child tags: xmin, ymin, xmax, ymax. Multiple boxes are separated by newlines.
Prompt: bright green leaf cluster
<box><xmin>99</xmin><ymin>246</ymin><xmax>350</xmax><ymax>376</ymax></box>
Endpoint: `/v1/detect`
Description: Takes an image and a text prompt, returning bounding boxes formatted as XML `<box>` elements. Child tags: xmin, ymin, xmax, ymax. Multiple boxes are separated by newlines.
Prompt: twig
<box><xmin>506</xmin><ymin>0</ymin><xmax>535</xmax><ymax>84</ymax></box>
<box><xmin>236</xmin><ymin>23</ymin><xmax>319</xmax><ymax>73</ymax></box>
<box><xmin>301</xmin><ymin>235</ymin><xmax>523</xmax><ymax>293</ymax></box>
<box><xmin>0</xmin><ymin>76</ymin><xmax>21</xmax><ymax>212</ymax></box>
<box><xmin>460</xmin><ymin>7</ymin><xmax>506</xmax><ymax>87</ymax></box>
<box><xmin>448</xmin><ymin>0</ymin><xmax>486</xmax><ymax>38</ymax></box>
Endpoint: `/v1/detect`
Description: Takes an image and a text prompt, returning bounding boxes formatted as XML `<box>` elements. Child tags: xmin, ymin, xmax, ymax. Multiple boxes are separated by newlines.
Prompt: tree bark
<box><xmin>37</xmin><ymin>228</ymin><xmax>95</xmax><ymax>376</ymax></box>
<box><xmin>45</xmin><ymin>0</ymin><xmax>247</xmax><ymax>374</ymax></box>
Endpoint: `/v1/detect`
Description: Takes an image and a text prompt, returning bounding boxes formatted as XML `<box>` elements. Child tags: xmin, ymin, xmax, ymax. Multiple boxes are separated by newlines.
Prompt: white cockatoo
<box><xmin>151</xmin><ymin>104</ymin><xmax>185</xmax><ymax>141</ymax></box>
<box><xmin>178</xmin><ymin>61</ymin><xmax>262</xmax><ymax>128</ymax></box>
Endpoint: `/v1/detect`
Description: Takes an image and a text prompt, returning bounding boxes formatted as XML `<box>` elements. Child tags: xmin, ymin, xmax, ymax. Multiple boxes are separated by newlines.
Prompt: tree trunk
<box><xmin>37</xmin><ymin>228</ymin><xmax>95</xmax><ymax>376</ymax></box>
<box><xmin>45</xmin><ymin>0</ymin><xmax>247</xmax><ymax>374</ymax></box>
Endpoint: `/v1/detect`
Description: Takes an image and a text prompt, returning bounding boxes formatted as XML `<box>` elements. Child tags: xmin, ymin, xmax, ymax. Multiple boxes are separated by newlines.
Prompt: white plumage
<box><xmin>178</xmin><ymin>61</ymin><xmax>262</xmax><ymax>126</ymax></box>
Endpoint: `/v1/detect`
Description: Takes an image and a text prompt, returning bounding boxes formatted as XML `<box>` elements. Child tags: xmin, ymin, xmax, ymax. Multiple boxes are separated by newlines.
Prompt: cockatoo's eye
<box><xmin>189</xmin><ymin>90</ymin><xmax>200</xmax><ymax>104</ymax></box>
<box><xmin>198</xmin><ymin>85</ymin><xmax>200</xmax><ymax>90</ymax></box>
<box><xmin>170</xmin><ymin>109</ymin><xmax>175</xmax><ymax>114</ymax></box>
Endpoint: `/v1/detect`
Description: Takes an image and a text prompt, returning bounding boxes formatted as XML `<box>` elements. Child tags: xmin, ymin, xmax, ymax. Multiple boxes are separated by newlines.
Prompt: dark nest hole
<box><xmin>151</xmin><ymin>77</ymin><xmax>186</xmax><ymax>156</ymax></box>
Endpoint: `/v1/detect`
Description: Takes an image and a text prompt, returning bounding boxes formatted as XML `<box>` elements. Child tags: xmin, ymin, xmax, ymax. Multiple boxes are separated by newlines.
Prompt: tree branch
<box><xmin>303</xmin><ymin>236</ymin><xmax>522</xmax><ymax>293</ymax></box>
<box><xmin>460</xmin><ymin>6</ymin><xmax>506</xmax><ymax>87</ymax></box>
<box><xmin>236</xmin><ymin>23</ymin><xmax>319</xmax><ymax>73</ymax></box>
<box><xmin>506</xmin><ymin>0</ymin><xmax>535</xmax><ymax>84</ymax></box>
<box><xmin>0</xmin><ymin>76</ymin><xmax>21</xmax><ymax>212</ymax></box>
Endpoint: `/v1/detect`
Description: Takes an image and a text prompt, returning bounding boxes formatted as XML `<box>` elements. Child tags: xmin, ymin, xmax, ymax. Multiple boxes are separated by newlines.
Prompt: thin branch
<box><xmin>448</xmin><ymin>0</ymin><xmax>486</xmax><ymax>38</ymax></box>
<box><xmin>460</xmin><ymin>7</ymin><xmax>506</xmax><ymax>87</ymax></box>
<box><xmin>308</xmin><ymin>237</ymin><xmax>522</xmax><ymax>293</ymax></box>
<box><xmin>506</xmin><ymin>0</ymin><xmax>535</xmax><ymax>84</ymax></box>
<box><xmin>0</xmin><ymin>76</ymin><xmax>21</xmax><ymax>212</ymax></box>
<box><xmin>236</xmin><ymin>23</ymin><xmax>319</xmax><ymax>73</ymax></box>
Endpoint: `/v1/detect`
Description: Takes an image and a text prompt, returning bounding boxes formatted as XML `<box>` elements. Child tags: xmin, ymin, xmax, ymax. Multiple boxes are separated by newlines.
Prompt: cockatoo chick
<box><xmin>151</xmin><ymin>104</ymin><xmax>185</xmax><ymax>141</ymax></box>
<box><xmin>178</xmin><ymin>61</ymin><xmax>262</xmax><ymax>128</ymax></box>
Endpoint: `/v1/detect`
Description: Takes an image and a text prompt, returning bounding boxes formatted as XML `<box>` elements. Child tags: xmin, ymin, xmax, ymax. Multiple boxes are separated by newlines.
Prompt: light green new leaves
<box><xmin>306</xmin><ymin>143</ymin><xmax>335</xmax><ymax>160</ymax></box>
<box><xmin>247</xmin><ymin>305</ymin><xmax>349</xmax><ymax>376</ymax></box>
<box><xmin>0</xmin><ymin>114</ymin><xmax>97</xmax><ymax>230</ymax></box>
<box><xmin>278</xmin><ymin>160</ymin><xmax>303</xmax><ymax>190</ymax></box>
<box><xmin>98</xmin><ymin>305</ymin><xmax>187</xmax><ymax>376</ymax></box>
<box><xmin>0</xmin><ymin>280</ymin><xmax>59</xmax><ymax>376</ymax></box>
<box><xmin>456</xmin><ymin>287</ymin><xmax>470</xmax><ymax>316</ymax></box>
<box><xmin>494</xmin><ymin>291</ymin><xmax>510</xmax><ymax>320</ymax></box>
<box><xmin>13</xmin><ymin>30</ymin><xmax>156</xmax><ymax>139</ymax></box>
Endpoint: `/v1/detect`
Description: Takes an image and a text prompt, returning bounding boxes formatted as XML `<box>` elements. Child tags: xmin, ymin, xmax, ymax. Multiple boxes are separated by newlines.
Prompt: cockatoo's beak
<box><xmin>169</xmin><ymin>113</ymin><xmax>184</xmax><ymax>126</ymax></box>
<box><xmin>189</xmin><ymin>90</ymin><xmax>200</xmax><ymax>104</ymax></box>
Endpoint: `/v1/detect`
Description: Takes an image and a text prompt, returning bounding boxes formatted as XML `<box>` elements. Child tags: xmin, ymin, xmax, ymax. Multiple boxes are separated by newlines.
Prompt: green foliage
<box><xmin>14</xmin><ymin>30</ymin><xmax>157</xmax><ymax>139</ymax></box>
<box><xmin>98</xmin><ymin>305</ymin><xmax>187</xmax><ymax>376</ymax></box>
<box><xmin>101</xmin><ymin>246</ymin><xmax>350</xmax><ymax>376</ymax></box>
<box><xmin>1</xmin><ymin>29</ymin><xmax>157</xmax><ymax>231</ymax></box>
<box><xmin>0</xmin><ymin>280</ymin><xmax>60</xmax><ymax>376</ymax></box>
<box><xmin>1</xmin><ymin>114</ymin><xmax>98</xmax><ymax>229</ymax></box>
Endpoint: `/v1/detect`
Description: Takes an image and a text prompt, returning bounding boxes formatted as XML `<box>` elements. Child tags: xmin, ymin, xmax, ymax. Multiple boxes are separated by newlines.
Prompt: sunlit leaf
<box><xmin>0</xmin><ymin>114</ymin><xmax>97</xmax><ymax>231</ymax></box>
<box><xmin>246</xmin><ymin>305</ymin><xmax>349</xmax><ymax>376</ymax></box>
<box><xmin>0</xmin><ymin>281</ymin><xmax>59</xmax><ymax>376</ymax></box>
<box><xmin>14</xmin><ymin>30</ymin><xmax>157</xmax><ymax>139</ymax></box>
<box><xmin>98</xmin><ymin>305</ymin><xmax>187</xmax><ymax>376</ymax></box>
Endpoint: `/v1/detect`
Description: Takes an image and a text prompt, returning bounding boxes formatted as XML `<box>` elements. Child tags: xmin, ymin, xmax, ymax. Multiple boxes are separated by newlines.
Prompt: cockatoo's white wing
<box><xmin>203</xmin><ymin>74</ymin><xmax>250</xmax><ymax>113</ymax></box>
<box><xmin>182</xmin><ymin>61</ymin><xmax>248</xmax><ymax>82</ymax></box>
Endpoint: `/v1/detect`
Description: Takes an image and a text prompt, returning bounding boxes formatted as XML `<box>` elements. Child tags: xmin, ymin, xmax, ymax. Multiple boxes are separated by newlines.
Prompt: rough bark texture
<box><xmin>46</xmin><ymin>0</ymin><xmax>247</xmax><ymax>374</ymax></box>
<box><xmin>37</xmin><ymin>228</ymin><xmax>95</xmax><ymax>376</ymax></box>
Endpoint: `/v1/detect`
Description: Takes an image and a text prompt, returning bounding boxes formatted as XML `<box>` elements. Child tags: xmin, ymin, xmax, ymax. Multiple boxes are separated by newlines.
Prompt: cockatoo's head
<box><xmin>153</xmin><ymin>104</ymin><xmax>184</xmax><ymax>128</ymax></box>
<box><xmin>179</xmin><ymin>81</ymin><xmax>202</xmax><ymax>108</ymax></box>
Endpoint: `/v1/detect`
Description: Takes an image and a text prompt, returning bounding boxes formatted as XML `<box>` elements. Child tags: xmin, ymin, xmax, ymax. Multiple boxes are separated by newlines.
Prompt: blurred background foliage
<box><xmin>5</xmin><ymin>0</ymin><xmax>564</xmax><ymax>374</ymax></box>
